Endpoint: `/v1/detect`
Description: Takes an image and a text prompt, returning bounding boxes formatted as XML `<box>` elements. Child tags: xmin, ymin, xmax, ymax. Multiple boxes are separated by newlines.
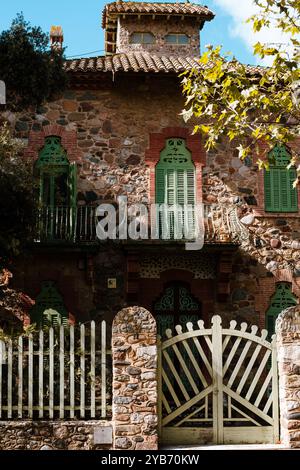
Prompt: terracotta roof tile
<box><xmin>66</xmin><ymin>52</ymin><xmax>197</xmax><ymax>74</ymax></box>
<box><xmin>65</xmin><ymin>52</ymin><xmax>264</xmax><ymax>75</ymax></box>
<box><xmin>102</xmin><ymin>1</ymin><xmax>215</xmax><ymax>28</ymax></box>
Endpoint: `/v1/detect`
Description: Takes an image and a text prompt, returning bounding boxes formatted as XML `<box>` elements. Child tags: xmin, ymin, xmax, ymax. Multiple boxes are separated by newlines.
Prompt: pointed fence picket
<box><xmin>0</xmin><ymin>321</ymin><xmax>111</xmax><ymax>420</ymax></box>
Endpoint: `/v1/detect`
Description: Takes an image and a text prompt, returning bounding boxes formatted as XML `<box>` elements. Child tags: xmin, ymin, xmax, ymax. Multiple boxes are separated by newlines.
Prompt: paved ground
<box><xmin>161</xmin><ymin>444</ymin><xmax>290</xmax><ymax>450</ymax></box>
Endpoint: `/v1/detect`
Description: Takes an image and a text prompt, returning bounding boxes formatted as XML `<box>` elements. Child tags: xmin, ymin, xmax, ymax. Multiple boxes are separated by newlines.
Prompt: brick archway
<box><xmin>24</xmin><ymin>124</ymin><xmax>80</xmax><ymax>162</ymax></box>
<box><xmin>145</xmin><ymin>127</ymin><xmax>206</xmax><ymax>204</ymax></box>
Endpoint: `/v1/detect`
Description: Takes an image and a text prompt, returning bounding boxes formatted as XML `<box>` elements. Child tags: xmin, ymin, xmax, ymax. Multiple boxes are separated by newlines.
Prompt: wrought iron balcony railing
<box><xmin>34</xmin><ymin>204</ymin><xmax>249</xmax><ymax>245</ymax></box>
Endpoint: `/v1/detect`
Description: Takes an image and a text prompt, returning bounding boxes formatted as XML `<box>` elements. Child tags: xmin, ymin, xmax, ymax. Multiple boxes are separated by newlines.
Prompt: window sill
<box><xmin>253</xmin><ymin>209</ymin><xmax>300</xmax><ymax>218</ymax></box>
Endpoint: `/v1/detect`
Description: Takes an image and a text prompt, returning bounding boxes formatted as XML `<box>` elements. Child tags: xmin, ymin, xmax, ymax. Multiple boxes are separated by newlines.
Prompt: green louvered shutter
<box><xmin>264</xmin><ymin>170</ymin><xmax>272</xmax><ymax>211</ymax></box>
<box><xmin>186</xmin><ymin>169</ymin><xmax>196</xmax><ymax>238</ymax></box>
<box><xmin>68</xmin><ymin>162</ymin><xmax>78</xmax><ymax>240</ymax></box>
<box><xmin>166</xmin><ymin>169</ymin><xmax>176</xmax><ymax>205</ymax></box>
<box><xmin>176</xmin><ymin>169</ymin><xmax>185</xmax><ymax>238</ymax></box>
<box><xmin>155</xmin><ymin>167</ymin><xmax>166</xmax><ymax>237</ymax></box>
<box><xmin>280</xmin><ymin>169</ymin><xmax>289</xmax><ymax>210</ymax></box>
<box><xmin>166</xmin><ymin>169</ymin><xmax>176</xmax><ymax>237</ymax></box>
<box><xmin>265</xmin><ymin>144</ymin><xmax>298</xmax><ymax>212</ymax></box>
<box><xmin>288</xmin><ymin>168</ymin><xmax>298</xmax><ymax>211</ymax></box>
<box><xmin>156</xmin><ymin>168</ymin><xmax>165</xmax><ymax>204</ymax></box>
<box><xmin>272</xmin><ymin>168</ymin><xmax>281</xmax><ymax>211</ymax></box>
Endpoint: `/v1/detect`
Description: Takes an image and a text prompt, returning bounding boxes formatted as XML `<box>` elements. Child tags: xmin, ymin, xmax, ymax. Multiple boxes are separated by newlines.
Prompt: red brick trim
<box><xmin>145</xmin><ymin>127</ymin><xmax>206</xmax><ymax>204</ymax></box>
<box><xmin>255</xmin><ymin>274</ymin><xmax>299</xmax><ymax>330</ymax></box>
<box><xmin>24</xmin><ymin>125</ymin><xmax>80</xmax><ymax>162</ymax></box>
<box><xmin>253</xmin><ymin>139</ymin><xmax>300</xmax><ymax>218</ymax></box>
<box><xmin>255</xmin><ymin>277</ymin><xmax>276</xmax><ymax>330</ymax></box>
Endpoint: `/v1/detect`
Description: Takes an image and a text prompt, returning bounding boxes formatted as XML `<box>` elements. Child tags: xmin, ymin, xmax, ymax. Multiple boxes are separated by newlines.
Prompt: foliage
<box><xmin>181</xmin><ymin>0</ymin><xmax>300</xmax><ymax>174</ymax></box>
<box><xmin>0</xmin><ymin>13</ymin><xmax>67</xmax><ymax>110</ymax></box>
<box><xmin>0</xmin><ymin>122</ymin><xmax>36</xmax><ymax>265</ymax></box>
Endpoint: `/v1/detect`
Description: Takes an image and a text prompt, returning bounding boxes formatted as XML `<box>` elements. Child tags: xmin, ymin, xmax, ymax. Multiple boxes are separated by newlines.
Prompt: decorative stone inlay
<box><xmin>139</xmin><ymin>254</ymin><xmax>217</xmax><ymax>279</ymax></box>
<box><xmin>112</xmin><ymin>306</ymin><xmax>158</xmax><ymax>450</ymax></box>
<box><xmin>276</xmin><ymin>305</ymin><xmax>300</xmax><ymax>448</ymax></box>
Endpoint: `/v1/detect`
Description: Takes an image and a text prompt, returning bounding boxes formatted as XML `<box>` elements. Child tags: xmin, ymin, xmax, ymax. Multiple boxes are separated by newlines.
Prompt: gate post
<box><xmin>211</xmin><ymin>315</ymin><xmax>223</xmax><ymax>444</ymax></box>
<box><xmin>276</xmin><ymin>305</ymin><xmax>300</xmax><ymax>448</ymax></box>
<box><xmin>112</xmin><ymin>306</ymin><xmax>158</xmax><ymax>450</ymax></box>
<box><xmin>157</xmin><ymin>336</ymin><xmax>162</xmax><ymax>440</ymax></box>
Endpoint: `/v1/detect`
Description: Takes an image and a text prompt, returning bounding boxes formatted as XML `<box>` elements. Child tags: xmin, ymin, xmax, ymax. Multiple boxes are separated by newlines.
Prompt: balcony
<box><xmin>34</xmin><ymin>204</ymin><xmax>249</xmax><ymax>245</ymax></box>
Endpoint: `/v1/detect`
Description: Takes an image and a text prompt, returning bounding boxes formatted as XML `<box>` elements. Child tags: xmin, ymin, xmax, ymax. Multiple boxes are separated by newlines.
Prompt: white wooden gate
<box><xmin>158</xmin><ymin>315</ymin><xmax>279</xmax><ymax>445</ymax></box>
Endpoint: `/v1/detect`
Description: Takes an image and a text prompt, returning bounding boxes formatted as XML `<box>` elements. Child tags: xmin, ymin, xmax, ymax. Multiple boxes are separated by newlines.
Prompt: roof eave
<box><xmin>102</xmin><ymin>11</ymin><xmax>215</xmax><ymax>30</ymax></box>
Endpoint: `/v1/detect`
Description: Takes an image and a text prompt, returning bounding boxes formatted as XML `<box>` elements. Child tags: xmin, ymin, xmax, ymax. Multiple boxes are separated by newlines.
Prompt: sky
<box><xmin>0</xmin><ymin>0</ymin><xmax>280</xmax><ymax>65</ymax></box>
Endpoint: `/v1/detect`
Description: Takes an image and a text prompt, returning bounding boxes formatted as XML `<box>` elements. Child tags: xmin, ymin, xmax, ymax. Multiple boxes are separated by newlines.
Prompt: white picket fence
<box><xmin>0</xmin><ymin>321</ymin><xmax>111</xmax><ymax>420</ymax></box>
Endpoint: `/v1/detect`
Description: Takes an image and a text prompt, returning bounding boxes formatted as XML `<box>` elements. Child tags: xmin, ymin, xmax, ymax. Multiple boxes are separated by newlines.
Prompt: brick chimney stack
<box><xmin>50</xmin><ymin>26</ymin><xmax>64</xmax><ymax>52</ymax></box>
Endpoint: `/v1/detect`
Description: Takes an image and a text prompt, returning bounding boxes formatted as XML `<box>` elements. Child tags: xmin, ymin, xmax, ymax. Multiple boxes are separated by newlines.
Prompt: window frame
<box><xmin>266</xmin><ymin>282</ymin><xmax>297</xmax><ymax>336</ymax></box>
<box><xmin>130</xmin><ymin>32</ymin><xmax>155</xmax><ymax>45</ymax></box>
<box><xmin>155</xmin><ymin>138</ymin><xmax>196</xmax><ymax>240</ymax></box>
<box><xmin>165</xmin><ymin>33</ymin><xmax>189</xmax><ymax>45</ymax></box>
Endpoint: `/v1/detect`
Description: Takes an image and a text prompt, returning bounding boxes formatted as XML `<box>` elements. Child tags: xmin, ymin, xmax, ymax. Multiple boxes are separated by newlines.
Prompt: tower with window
<box><xmin>102</xmin><ymin>2</ymin><xmax>214</xmax><ymax>56</ymax></box>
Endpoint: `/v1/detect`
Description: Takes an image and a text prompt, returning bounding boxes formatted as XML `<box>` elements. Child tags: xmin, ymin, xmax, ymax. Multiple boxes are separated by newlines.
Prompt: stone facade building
<box><xmin>3</xmin><ymin>1</ymin><xmax>298</xmax><ymax>336</ymax></box>
<box><xmin>1</xmin><ymin>1</ymin><xmax>300</xmax><ymax>449</ymax></box>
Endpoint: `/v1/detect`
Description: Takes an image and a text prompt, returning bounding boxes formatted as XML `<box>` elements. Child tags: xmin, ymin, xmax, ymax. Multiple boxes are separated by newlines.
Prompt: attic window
<box><xmin>130</xmin><ymin>32</ymin><xmax>155</xmax><ymax>44</ymax></box>
<box><xmin>165</xmin><ymin>33</ymin><xmax>189</xmax><ymax>45</ymax></box>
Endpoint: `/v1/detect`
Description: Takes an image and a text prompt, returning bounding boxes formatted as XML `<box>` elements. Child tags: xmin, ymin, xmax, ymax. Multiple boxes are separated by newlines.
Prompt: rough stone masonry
<box><xmin>112</xmin><ymin>306</ymin><xmax>158</xmax><ymax>450</ymax></box>
<box><xmin>276</xmin><ymin>305</ymin><xmax>300</xmax><ymax>448</ymax></box>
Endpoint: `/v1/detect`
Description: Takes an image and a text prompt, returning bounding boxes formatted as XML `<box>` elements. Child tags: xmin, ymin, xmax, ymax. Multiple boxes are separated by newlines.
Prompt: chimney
<box><xmin>50</xmin><ymin>26</ymin><xmax>64</xmax><ymax>52</ymax></box>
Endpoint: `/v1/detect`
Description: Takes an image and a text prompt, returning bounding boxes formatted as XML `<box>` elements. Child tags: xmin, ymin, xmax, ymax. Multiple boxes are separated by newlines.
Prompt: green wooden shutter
<box><xmin>265</xmin><ymin>144</ymin><xmax>298</xmax><ymax>212</ymax></box>
<box><xmin>176</xmin><ymin>169</ymin><xmax>185</xmax><ymax>206</ymax></box>
<box><xmin>68</xmin><ymin>162</ymin><xmax>77</xmax><ymax>241</ymax></box>
<box><xmin>288</xmin><ymin>168</ymin><xmax>298</xmax><ymax>211</ymax></box>
<box><xmin>280</xmin><ymin>169</ymin><xmax>289</xmax><ymax>210</ymax></box>
<box><xmin>68</xmin><ymin>162</ymin><xmax>77</xmax><ymax>209</ymax></box>
<box><xmin>175</xmin><ymin>169</ymin><xmax>185</xmax><ymax>238</ymax></box>
<box><xmin>166</xmin><ymin>169</ymin><xmax>176</xmax><ymax>205</ymax></box>
<box><xmin>155</xmin><ymin>168</ymin><xmax>165</xmax><ymax>204</ymax></box>
<box><xmin>264</xmin><ymin>170</ymin><xmax>272</xmax><ymax>211</ymax></box>
<box><xmin>272</xmin><ymin>169</ymin><xmax>281</xmax><ymax>211</ymax></box>
<box><xmin>186</xmin><ymin>169</ymin><xmax>196</xmax><ymax>237</ymax></box>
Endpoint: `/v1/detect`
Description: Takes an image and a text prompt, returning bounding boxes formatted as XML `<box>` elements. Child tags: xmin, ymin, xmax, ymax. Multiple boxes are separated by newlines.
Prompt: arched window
<box><xmin>130</xmin><ymin>32</ymin><xmax>155</xmax><ymax>44</ymax></box>
<box><xmin>264</xmin><ymin>144</ymin><xmax>298</xmax><ymax>212</ymax></box>
<box><xmin>29</xmin><ymin>281</ymin><xmax>69</xmax><ymax>327</ymax></box>
<box><xmin>165</xmin><ymin>33</ymin><xmax>189</xmax><ymax>45</ymax></box>
<box><xmin>266</xmin><ymin>282</ymin><xmax>297</xmax><ymax>336</ymax></box>
<box><xmin>35</xmin><ymin>136</ymin><xmax>77</xmax><ymax>240</ymax></box>
<box><xmin>155</xmin><ymin>138</ymin><xmax>195</xmax><ymax>239</ymax></box>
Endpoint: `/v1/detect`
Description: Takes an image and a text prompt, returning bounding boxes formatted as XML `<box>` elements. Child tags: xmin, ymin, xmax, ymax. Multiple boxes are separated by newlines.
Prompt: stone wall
<box><xmin>0</xmin><ymin>306</ymin><xmax>158</xmax><ymax>451</ymax></box>
<box><xmin>276</xmin><ymin>305</ymin><xmax>300</xmax><ymax>448</ymax></box>
<box><xmin>117</xmin><ymin>17</ymin><xmax>200</xmax><ymax>56</ymax></box>
<box><xmin>112</xmin><ymin>306</ymin><xmax>158</xmax><ymax>450</ymax></box>
<box><xmin>0</xmin><ymin>421</ymin><xmax>112</xmax><ymax>450</ymax></box>
<box><xmin>203</xmin><ymin>139</ymin><xmax>300</xmax><ymax>278</ymax></box>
